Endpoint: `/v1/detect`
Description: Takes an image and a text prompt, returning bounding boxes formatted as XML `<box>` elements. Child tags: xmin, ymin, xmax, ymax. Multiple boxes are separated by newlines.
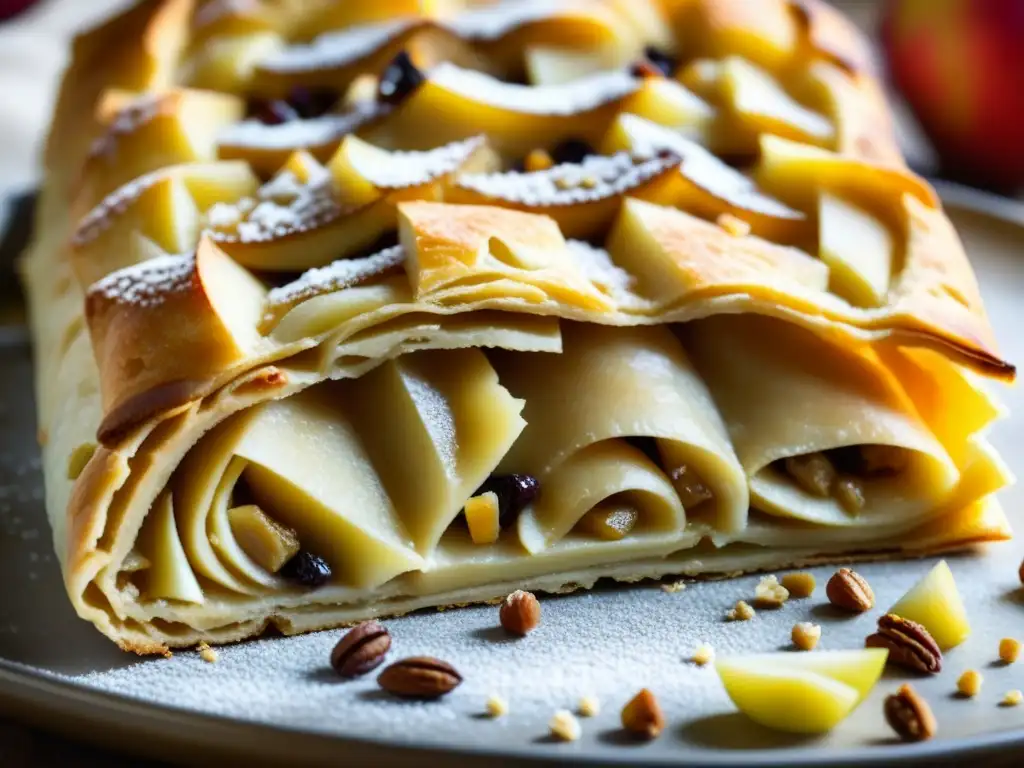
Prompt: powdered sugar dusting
<box><xmin>448</xmin><ymin>0</ymin><xmax>593</xmax><ymax>40</ymax></box>
<box><xmin>455</xmin><ymin>151</ymin><xmax>679</xmax><ymax>207</ymax></box>
<box><xmin>567</xmin><ymin>240</ymin><xmax>635</xmax><ymax>296</ymax></box>
<box><xmin>431</xmin><ymin>63</ymin><xmax>638</xmax><ymax>116</ymax></box>
<box><xmin>264</xmin><ymin>245</ymin><xmax>405</xmax><ymax>324</ymax></box>
<box><xmin>88</xmin><ymin>94</ymin><xmax>165</xmax><ymax>163</ymax></box>
<box><xmin>72</xmin><ymin>170</ymin><xmax>164</xmax><ymax>247</ymax></box>
<box><xmin>257</xmin><ymin>18</ymin><xmax>420</xmax><ymax>74</ymax></box>
<box><xmin>218</xmin><ymin>103</ymin><xmax>387</xmax><ymax>151</ymax></box>
<box><xmin>403</xmin><ymin>370</ymin><xmax>457</xmax><ymax>473</ymax></box>
<box><xmin>87</xmin><ymin>253</ymin><xmax>196</xmax><ymax>308</ymax></box>
<box><xmin>356</xmin><ymin>135</ymin><xmax>485</xmax><ymax>190</ymax></box>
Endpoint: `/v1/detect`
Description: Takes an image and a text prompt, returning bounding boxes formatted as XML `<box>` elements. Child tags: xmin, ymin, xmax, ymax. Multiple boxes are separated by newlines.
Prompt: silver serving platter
<box><xmin>1</xmin><ymin>186</ymin><xmax>1023</xmax><ymax>767</ymax></box>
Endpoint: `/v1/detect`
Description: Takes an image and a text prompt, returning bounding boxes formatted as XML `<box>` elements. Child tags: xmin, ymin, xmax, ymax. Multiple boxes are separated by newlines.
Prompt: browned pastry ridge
<box><xmin>19</xmin><ymin>0</ymin><xmax>1013</xmax><ymax>654</ymax></box>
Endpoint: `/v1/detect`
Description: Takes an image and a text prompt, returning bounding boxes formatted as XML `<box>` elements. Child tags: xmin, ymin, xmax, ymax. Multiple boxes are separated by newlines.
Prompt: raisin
<box><xmin>642</xmin><ymin>46</ymin><xmax>678</xmax><ymax>78</ymax></box>
<box><xmin>476</xmin><ymin>474</ymin><xmax>540</xmax><ymax>528</ymax></box>
<box><xmin>550</xmin><ymin>139</ymin><xmax>596</xmax><ymax>165</ymax></box>
<box><xmin>377</xmin><ymin>51</ymin><xmax>426</xmax><ymax>105</ymax></box>
<box><xmin>280</xmin><ymin>550</ymin><xmax>332</xmax><ymax>587</ymax></box>
<box><xmin>287</xmin><ymin>86</ymin><xmax>339</xmax><ymax>119</ymax></box>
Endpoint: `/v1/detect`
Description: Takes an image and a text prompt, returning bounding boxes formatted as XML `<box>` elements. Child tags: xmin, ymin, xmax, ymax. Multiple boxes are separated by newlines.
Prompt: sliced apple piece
<box><xmin>227</xmin><ymin>504</ymin><xmax>301</xmax><ymax>574</ymax></box>
<box><xmin>210</xmin><ymin>137</ymin><xmax>490</xmax><ymax>271</ymax></box>
<box><xmin>888</xmin><ymin>560</ymin><xmax>970</xmax><ymax>650</ymax></box>
<box><xmin>217</xmin><ymin>102</ymin><xmax>391</xmax><ymax>178</ymax></box>
<box><xmin>719</xmin><ymin>56</ymin><xmax>835</xmax><ymax>147</ymax></box>
<box><xmin>81</xmin><ymin>88</ymin><xmax>245</xmax><ymax>207</ymax></box>
<box><xmin>620</xmin><ymin>77</ymin><xmax>714</xmax><ymax>143</ymax></box>
<box><xmin>603</xmin><ymin>115</ymin><xmax>807</xmax><ymax>243</ymax></box>
<box><xmin>525</xmin><ymin>45</ymin><xmax>621</xmax><ymax>85</ymax></box>
<box><xmin>179</xmin><ymin>31</ymin><xmax>285</xmax><ymax>93</ymax></box>
<box><xmin>364</xmin><ymin>63</ymin><xmax>639</xmax><ymax>156</ymax></box>
<box><xmin>755</xmin><ymin>134</ymin><xmax>938</xmax><ymax>217</ymax></box>
<box><xmin>716</xmin><ymin>649</ymin><xmax>888</xmax><ymax>734</ymax></box>
<box><xmin>684</xmin><ymin>0</ymin><xmax>798</xmax><ymax>71</ymax></box>
<box><xmin>447</xmin><ymin>149</ymin><xmax>683</xmax><ymax>239</ymax></box>
<box><xmin>819</xmin><ymin>192</ymin><xmax>894</xmax><ymax>308</ymax></box>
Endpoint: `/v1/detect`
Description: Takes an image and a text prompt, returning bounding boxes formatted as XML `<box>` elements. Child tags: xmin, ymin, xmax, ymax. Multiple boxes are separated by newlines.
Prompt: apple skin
<box><xmin>881</xmin><ymin>0</ymin><xmax>1024</xmax><ymax>191</ymax></box>
<box><xmin>0</xmin><ymin>0</ymin><xmax>40</xmax><ymax>21</ymax></box>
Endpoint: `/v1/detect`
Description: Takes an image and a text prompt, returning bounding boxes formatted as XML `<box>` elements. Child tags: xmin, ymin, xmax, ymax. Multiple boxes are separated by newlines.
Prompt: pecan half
<box><xmin>866</xmin><ymin>614</ymin><xmax>942</xmax><ymax>674</ymax></box>
<box><xmin>330</xmin><ymin>621</ymin><xmax>391</xmax><ymax>678</ymax></box>
<box><xmin>826</xmin><ymin>568</ymin><xmax>874</xmax><ymax>612</ymax></box>
<box><xmin>377</xmin><ymin>656</ymin><xmax>462</xmax><ymax>699</ymax></box>
<box><xmin>884</xmin><ymin>684</ymin><xmax>936</xmax><ymax>742</ymax></box>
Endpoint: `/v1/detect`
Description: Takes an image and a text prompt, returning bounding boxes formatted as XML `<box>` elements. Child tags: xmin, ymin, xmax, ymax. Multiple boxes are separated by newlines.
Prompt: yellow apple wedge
<box><xmin>888</xmin><ymin>560</ymin><xmax>970</xmax><ymax>650</ymax></box>
<box><xmin>716</xmin><ymin>649</ymin><xmax>888</xmax><ymax>734</ymax></box>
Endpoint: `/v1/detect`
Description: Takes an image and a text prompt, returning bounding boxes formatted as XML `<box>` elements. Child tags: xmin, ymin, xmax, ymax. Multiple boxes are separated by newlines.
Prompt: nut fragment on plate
<box><xmin>377</xmin><ymin>656</ymin><xmax>462</xmax><ymax>699</ymax></box>
<box><xmin>1002</xmin><ymin>690</ymin><xmax>1023</xmax><ymax>707</ymax></box>
<box><xmin>826</xmin><ymin>568</ymin><xmax>874</xmax><ymax>612</ymax></box>
<box><xmin>578</xmin><ymin>695</ymin><xmax>600</xmax><ymax>717</ymax></box>
<box><xmin>692</xmin><ymin>643</ymin><xmax>715</xmax><ymax>665</ymax></box>
<box><xmin>499</xmin><ymin>590</ymin><xmax>541</xmax><ymax>636</ymax></box>
<box><xmin>486</xmin><ymin>694</ymin><xmax>508</xmax><ymax>718</ymax></box>
<box><xmin>754</xmin><ymin>575</ymin><xmax>789</xmax><ymax>607</ymax></box>
<box><xmin>197</xmin><ymin>641</ymin><xmax>218</xmax><ymax>663</ymax></box>
<box><xmin>621</xmin><ymin>689</ymin><xmax>665</xmax><ymax>740</ymax></box>
<box><xmin>330</xmin><ymin>620</ymin><xmax>391</xmax><ymax>678</ymax></box>
<box><xmin>999</xmin><ymin>637</ymin><xmax>1021</xmax><ymax>664</ymax></box>
<box><xmin>549</xmin><ymin>710</ymin><xmax>581</xmax><ymax>741</ymax></box>
<box><xmin>727</xmin><ymin>600</ymin><xmax>756</xmax><ymax>621</ymax></box>
<box><xmin>957</xmin><ymin>669</ymin><xmax>983</xmax><ymax>698</ymax></box>
<box><xmin>661</xmin><ymin>580</ymin><xmax>687</xmax><ymax>593</ymax></box>
<box><xmin>792</xmin><ymin>622</ymin><xmax>821</xmax><ymax>651</ymax></box>
<box><xmin>866</xmin><ymin>614</ymin><xmax>942</xmax><ymax>674</ymax></box>
<box><xmin>780</xmin><ymin>572</ymin><xmax>816</xmax><ymax>598</ymax></box>
<box><xmin>884</xmin><ymin>684</ymin><xmax>936</xmax><ymax>742</ymax></box>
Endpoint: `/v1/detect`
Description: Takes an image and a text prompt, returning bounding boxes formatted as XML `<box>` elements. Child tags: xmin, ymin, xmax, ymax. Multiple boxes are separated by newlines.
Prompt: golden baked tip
<box><xmin>19</xmin><ymin>0</ymin><xmax>1014</xmax><ymax>652</ymax></box>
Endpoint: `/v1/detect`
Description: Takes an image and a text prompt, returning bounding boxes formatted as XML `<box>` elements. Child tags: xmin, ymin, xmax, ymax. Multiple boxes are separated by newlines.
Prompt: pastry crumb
<box><xmin>197</xmin><ymin>641</ymin><xmax>218</xmax><ymax>663</ymax></box>
<box><xmin>577</xmin><ymin>695</ymin><xmax>600</xmax><ymax>717</ymax></box>
<box><xmin>780</xmin><ymin>572</ymin><xmax>816</xmax><ymax>598</ymax></box>
<box><xmin>791</xmin><ymin>622</ymin><xmax>821</xmax><ymax>651</ymax></box>
<box><xmin>999</xmin><ymin>637</ymin><xmax>1021</xmax><ymax>664</ymax></box>
<box><xmin>549</xmin><ymin>709</ymin><xmax>581</xmax><ymax>741</ymax></box>
<box><xmin>956</xmin><ymin>670</ymin><xmax>982</xmax><ymax>698</ymax></box>
<box><xmin>726</xmin><ymin>600</ymin><xmax>755</xmax><ymax>621</ymax></box>
<box><xmin>486</xmin><ymin>694</ymin><xmax>508</xmax><ymax>717</ymax></box>
<box><xmin>691</xmin><ymin>643</ymin><xmax>715</xmax><ymax>666</ymax></box>
<box><xmin>661</xmin><ymin>580</ymin><xmax>686</xmax><ymax>593</ymax></box>
<box><xmin>753</xmin><ymin>575</ymin><xmax>789</xmax><ymax>608</ymax></box>
<box><xmin>1001</xmin><ymin>690</ymin><xmax>1023</xmax><ymax>707</ymax></box>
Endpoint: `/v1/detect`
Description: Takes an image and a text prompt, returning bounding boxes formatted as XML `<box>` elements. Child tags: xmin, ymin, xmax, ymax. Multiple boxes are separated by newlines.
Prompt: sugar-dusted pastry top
<box><xmin>20</xmin><ymin>0</ymin><xmax>1013</xmax><ymax>653</ymax></box>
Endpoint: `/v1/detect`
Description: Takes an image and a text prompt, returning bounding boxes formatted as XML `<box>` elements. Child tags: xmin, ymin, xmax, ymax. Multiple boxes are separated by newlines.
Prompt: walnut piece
<box><xmin>999</xmin><ymin>637</ymin><xmax>1021</xmax><ymax>664</ymax></box>
<box><xmin>956</xmin><ymin>669</ymin><xmax>982</xmax><ymax>698</ymax></box>
<box><xmin>621</xmin><ymin>689</ymin><xmax>664</xmax><ymax>740</ymax></box>
<box><xmin>577</xmin><ymin>695</ymin><xmax>600</xmax><ymax>717</ymax></box>
<box><xmin>549</xmin><ymin>710</ymin><xmax>581</xmax><ymax>741</ymax></box>
<box><xmin>499</xmin><ymin>590</ymin><xmax>541</xmax><ymax>636</ymax></box>
<box><xmin>727</xmin><ymin>600</ymin><xmax>756</xmax><ymax>621</ymax></box>
<box><xmin>826</xmin><ymin>568</ymin><xmax>874</xmax><ymax>612</ymax></box>
<box><xmin>1002</xmin><ymin>690</ymin><xmax>1023</xmax><ymax>707</ymax></box>
<box><xmin>754</xmin><ymin>575</ymin><xmax>789</xmax><ymax>608</ymax></box>
<box><xmin>486</xmin><ymin>694</ymin><xmax>508</xmax><ymax>717</ymax></box>
<box><xmin>884</xmin><ymin>684</ymin><xmax>936</xmax><ymax>742</ymax></box>
<box><xmin>691</xmin><ymin>643</ymin><xmax>715</xmax><ymax>665</ymax></box>
<box><xmin>792</xmin><ymin>622</ymin><xmax>821</xmax><ymax>651</ymax></box>
<box><xmin>780</xmin><ymin>572</ymin><xmax>816</xmax><ymax>598</ymax></box>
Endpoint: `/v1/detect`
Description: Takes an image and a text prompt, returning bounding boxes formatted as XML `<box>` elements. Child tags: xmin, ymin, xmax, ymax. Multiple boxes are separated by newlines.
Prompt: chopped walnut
<box><xmin>780</xmin><ymin>572</ymin><xmax>816</xmax><ymax>598</ymax></box>
<box><xmin>661</xmin><ymin>580</ymin><xmax>687</xmax><ymax>594</ymax></box>
<box><xmin>754</xmin><ymin>575</ymin><xmax>789</xmax><ymax>608</ymax></box>
<box><xmin>957</xmin><ymin>670</ymin><xmax>982</xmax><ymax>698</ymax></box>
<box><xmin>486</xmin><ymin>694</ymin><xmax>508</xmax><ymax>717</ymax></box>
<box><xmin>999</xmin><ymin>637</ymin><xmax>1021</xmax><ymax>664</ymax></box>
<box><xmin>727</xmin><ymin>600</ymin><xmax>756</xmax><ymax>621</ymax></box>
<box><xmin>1002</xmin><ymin>690</ymin><xmax>1023</xmax><ymax>707</ymax></box>
<box><xmin>197</xmin><ymin>641</ymin><xmax>218</xmax><ymax>663</ymax></box>
<box><xmin>791</xmin><ymin>622</ymin><xmax>821</xmax><ymax>651</ymax></box>
<box><xmin>784</xmin><ymin>453</ymin><xmax>836</xmax><ymax>497</ymax></box>
<box><xmin>833</xmin><ymin>476</ymin><xmax>865</xmax><ymax>514</ymax></box>
<box><xmin>577</xmin><ymin>695</ymin><xmax>600</xmax><ymax>717</ymax></box>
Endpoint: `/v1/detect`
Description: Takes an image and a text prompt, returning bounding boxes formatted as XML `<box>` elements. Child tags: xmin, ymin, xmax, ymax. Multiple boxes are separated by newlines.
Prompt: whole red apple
<box><xmin>0</xmin><ymin>0</ymin><xmax>40</xmax><ymax>21</ymax></box>
<box><xmin>881</xmin><ymin>0</ymin><xmax>1024</xmax><ymax>191</ymax></box>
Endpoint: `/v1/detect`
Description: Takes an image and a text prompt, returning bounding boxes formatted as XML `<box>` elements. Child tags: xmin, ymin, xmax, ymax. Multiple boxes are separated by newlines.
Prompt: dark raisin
<box><xmin>377</xmin><ymin>51</ymin><xmax>426</xmax><ymax>105</ymax></box>
<box><xmin>550</xmin><ymin>139</ymin><xmax>596</xmax><ymax>166</ymax></box>
<box><xmin>287</xmin><ymin>86</ymin><xmax>339</xmax><ymax>119</ymax></box>
<box><xmin>280</xmin><ymin>550</ymin><xmax>332</xmax><ymax>587</ymax></box>
<box><xmin>249</xmin><ymin>98</ymin><xmax>300</xmax><ymax>126</ymax></box>
<box><xmin>477</xmin><ymin>474</ymin><xmax>540</xmax><ymax>528</ymax></box>
<box><xmin>642</xmin><ymin>46</ymin><xmax>678</xmax><ymax>78</ymax></box>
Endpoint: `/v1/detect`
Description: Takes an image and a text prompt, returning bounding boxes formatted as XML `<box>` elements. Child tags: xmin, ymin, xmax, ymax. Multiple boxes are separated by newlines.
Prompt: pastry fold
<box><xmin>22</xmin><ymin>0</ymin><xmax>1014</xmax><ymax>653</ymax></box>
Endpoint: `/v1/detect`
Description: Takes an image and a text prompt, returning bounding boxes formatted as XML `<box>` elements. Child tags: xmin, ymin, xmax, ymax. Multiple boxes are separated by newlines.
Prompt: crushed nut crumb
<box><xmin>726</xmin><ymin>600</ymin><xmax>755</xmax><ymax>621</ymax></box>
<box><xmin>791</xmin><ymin>622</ymin><xmax>821</xmax><ymax>651</ymax></box>
<box><xmin>197</xmin><ymin>641</ymin><xmax>218</xmax><ymax>663</ymax></box>
<box><xmin>754</xmin><ymin>575</ymin><xmax>789</xmax><ymax>608</ymax></box>
<box><xmin>780</xmin><ymin>572</ymin><xmax>816</xmax><ymax>598</ymax></box>
<box><xmin>999</xmin><ymin>637</ymin><xmax>1021</xmax><ymax>664</ymax></box>
<box><xmin>661</xmin><ymin>580</ymin><xmax>687</xmax><ymax>593</ymax></box>
<box><xmin>691</xmin><ymin>643</ymin><xmax>715</xmax><ymax>665</ymax></box>
<box><xmin>957</xmin><ymin>670</ymin><xmax>983</xmax><ymax>698</ymax></box>
<box><xmin>578</xmin><ymin>695</ymin><xmax>600</xmax><ymax>717</ymax></box>
<box><xmin>486</xmin><ymin>694</ymin><xmax>508</xmax><ymax>717</ymax></box>
<box><xmin>716</xmin><ymin>212</ymin><xmax>751</xmax><ymax>237</ymax></box>
<box><xmin>549</xmin><ymin>709</ymin><xmax>582</xmax><ymax>741</ymax></box>
<box><xmin>1002</xmin><ymin>690</ymin><xmax>1023</xmax><ymax>707</ymax></box>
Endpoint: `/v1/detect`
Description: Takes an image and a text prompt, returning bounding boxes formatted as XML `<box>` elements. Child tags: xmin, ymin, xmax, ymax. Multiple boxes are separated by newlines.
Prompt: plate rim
<box><xmin>2</xmin><ymin>184</ymin><xmax>1024</xmax><ymax>767</ymax></box>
